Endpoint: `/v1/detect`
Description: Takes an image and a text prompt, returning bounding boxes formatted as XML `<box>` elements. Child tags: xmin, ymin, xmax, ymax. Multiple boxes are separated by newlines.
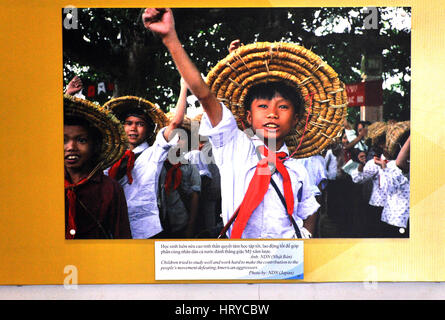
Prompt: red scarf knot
<box><xmin>230</xmin><ymin>146</ymin><xmax>294</xmax><ymax>239</ymax></box>
<box><xmin>108</xmin><ymin>150</ymin><xmax>135</xmax><ymax>184</ymax></box>
<box><xmin>64</xmin><ymin>176</ymin><xmax>90</xmax><ymax>239</ymax></box>
<box><xmin>164</xmin><ymin>161</ymin><xmax>182</xmax><ymax>195</ymax></box>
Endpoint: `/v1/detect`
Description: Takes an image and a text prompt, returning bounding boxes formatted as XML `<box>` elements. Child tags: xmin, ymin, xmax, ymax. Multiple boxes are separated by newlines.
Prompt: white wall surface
<box><xmin>1</xmin><ymin>283</ymin><xmax>445</xmax><ymax>300</ymax></box>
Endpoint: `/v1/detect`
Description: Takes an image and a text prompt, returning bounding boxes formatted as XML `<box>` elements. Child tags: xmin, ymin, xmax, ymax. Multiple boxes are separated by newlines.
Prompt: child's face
<box><xmin>357</xmin><ymin>123</ymin><xmax>367</xmax><ymax>137</ymax></box>
<box><xmin>246</xmin><ymin>94</ymin><xmax>298</xmax><ymax>149</ymax></box>
<box><xmin>358</xmin><ymin>151</ymin><xmax>367</xmax><ymax>164</ymax></box>
<box><xmin>64</xmin><ymin>125</ymin><xmax>94</xmax><ymax>171</ymax></box>
<box><xmin>124</xmin><ymin>116</ymin><xmax>148</xmax><ymax>149</ymax></box>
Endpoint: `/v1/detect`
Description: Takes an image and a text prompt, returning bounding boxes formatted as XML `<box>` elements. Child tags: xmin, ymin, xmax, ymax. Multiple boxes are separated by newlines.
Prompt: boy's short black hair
<box><xmin>243</xmin><ymin>81</ymin><xmax>305</xmax><ymax>117</ymax></box>
<box><xmin>64</xmin><ymin>116</ymin><xmax>102</xmax><ymax>162</ymax></box>
<box><xmin>122</xmin><ymin>108</ymin><xmax>149</xmax><ymax>123</ymax></box>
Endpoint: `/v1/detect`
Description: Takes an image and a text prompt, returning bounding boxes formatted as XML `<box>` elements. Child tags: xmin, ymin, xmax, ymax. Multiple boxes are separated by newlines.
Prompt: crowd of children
<box><xmin>319</xmin><ymin>120</ymin><xmax>410</xmax><ymax>238</ymax></box>
<box><xmin>63</xmin><ymin>7</ymin><xmax>410</xmax><ymax>239</ymax></box>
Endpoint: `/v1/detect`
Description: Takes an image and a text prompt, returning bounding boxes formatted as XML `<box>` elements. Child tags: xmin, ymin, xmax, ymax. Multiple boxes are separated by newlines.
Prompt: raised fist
<box><xmin>141</xmin><ymin>8</ymin><xmax>174</xmax><ymax>39</ymax></box>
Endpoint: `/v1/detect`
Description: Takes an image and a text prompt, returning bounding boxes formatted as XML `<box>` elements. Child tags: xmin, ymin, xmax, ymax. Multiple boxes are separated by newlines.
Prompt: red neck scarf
<box><xmin>64</xmin><ymin>174</ymin><xmax>91</xmax><ymax>239</ymax></box>
<box><xmin>108</xmin><ymin>150</ymin><xmax>136</xmax><ymax>184</ymax></box>
<box><xmin>230</xmin><ymin>146</ymin><xmax>294</xmax><ymax>239</ymax></box>
<box><xmin>164</xmin><ymin>161</ymin><xmax>182</xmax><ymax>195</ymax></box>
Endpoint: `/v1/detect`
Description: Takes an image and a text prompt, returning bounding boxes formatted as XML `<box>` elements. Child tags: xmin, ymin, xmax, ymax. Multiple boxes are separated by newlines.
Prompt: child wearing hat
<box><xmin>374</xmin><ymin>122</ymin><xmax>410</xmax><ymax>237</ymax></box>
<box><xmin>104</xmin><ymin>93</ymin><xmax>186</xmax><ymax>239</ymax></box>
<box><xmin>64</xmin><ymin>95</ymin><xmax>131</xmax><ymax>239</ymax></box>
<box><xmin>142</xmin><ymin>8</ymin><xmax>348</xmax><ymax>238</ymax></box>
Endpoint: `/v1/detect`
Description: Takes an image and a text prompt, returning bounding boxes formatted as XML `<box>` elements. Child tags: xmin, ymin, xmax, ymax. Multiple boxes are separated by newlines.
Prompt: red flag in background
<box><xmin>346</xmin><ymin>79</ymin><xmax>383</xmax><ymax>107</ymax></box>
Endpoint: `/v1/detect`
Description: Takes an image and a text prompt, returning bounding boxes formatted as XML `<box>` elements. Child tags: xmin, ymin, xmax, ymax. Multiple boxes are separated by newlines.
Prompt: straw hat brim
<box><xmin>386</xmin><ymin>121</ymin><xmax>410</xmax><ymax>159</ymax></box>
<box><xmin>206</xmin><ymin>42</ymin><xmax>348</xmax><ymax>158</ymax></box>
<box><xmin>366</xmin><ymin>121</ymin><xmax>388</xmax><ymax>147</ymax></box>
<box><xmin>103</xmin><ymin>96</ymin><xmax>169</xmax><ymax>144</ymax></box>
<box><xmin>63</xmin><ymin>94</ymin><xmax>128</xmax><ymax>171</ymax></box>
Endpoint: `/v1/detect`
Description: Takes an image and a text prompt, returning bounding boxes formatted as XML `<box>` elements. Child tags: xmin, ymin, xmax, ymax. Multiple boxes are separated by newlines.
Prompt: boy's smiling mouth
<box><xmin>263</xmin><ymin>123</ymin><xmax>279</xmax><ymax>130</ymax></box>
<box><xmin>65</xmin><ymin>154</ymin><xmax>80</xmax><ymax>163</ymax></box>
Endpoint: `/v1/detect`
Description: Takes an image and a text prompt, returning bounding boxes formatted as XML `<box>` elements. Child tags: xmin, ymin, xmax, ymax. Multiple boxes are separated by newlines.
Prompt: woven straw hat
<box><xmin>366</xmin><ymin>121</ymin><xmax>388</xmax><ymax>147</ymax></box>
<box><xmin>385</xmin><ymin>121</ymin><xmax>410</xmax><ymax>159</ymax></box>
<box><xmin>103</xmin><ymin>96</ymin><xmax>169</xmax><ymax>144</ymax></box>
<box><xmin>206</xmin><ymin>41</ymin><xmax>348</xmax><ymax>158</ymax></box>
<box><xmin>64</xmin><ymin>94</ymin><xmax>128</xmax><ymax>171</ymax></box>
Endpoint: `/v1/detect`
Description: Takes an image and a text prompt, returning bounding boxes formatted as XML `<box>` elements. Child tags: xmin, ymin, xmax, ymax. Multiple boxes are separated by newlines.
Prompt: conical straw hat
<box><xmin>63</xmin><ymin>94</ymin><xmax>128</xmax><ymax>171</ymax></box>
<box><xmin>386</xmin><ymin>121</ymin><xmax>410</xmax><ymax>159</ymax></box>
<box><xmin>206</xmin><ymin>41</ymin><xmax>348</xmax><ymax>158</ymax></box>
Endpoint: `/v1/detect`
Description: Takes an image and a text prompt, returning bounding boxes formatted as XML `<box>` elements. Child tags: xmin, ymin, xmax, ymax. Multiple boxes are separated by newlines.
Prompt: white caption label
<box><xmin>155</xmin><ymin>240</ymin><xmax>304</xmax><ymax>280</ymax></box>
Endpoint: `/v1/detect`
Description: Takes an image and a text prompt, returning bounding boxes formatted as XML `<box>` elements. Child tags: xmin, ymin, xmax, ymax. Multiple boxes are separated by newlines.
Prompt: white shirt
<box><xmin>345</xmin><ymin>128</ymin><xmax>368</xmax><ymax>152</ymax></box>
<box><xmin>106</xmin><ymin>128</ymin><xmax>178</xmax><ymax>239</ymax></box>
<box><xmin>342</xmin><ymin>159</ymin><xmax>359</xmax><ymax>176</ymax></box>
<box><xmin>296</xmin><ymin>155</ymin><xmax>327</xmax><ymax>195</ymax></box>
<box><xmin>199</xmin><ymin>103</ymin><xmax>320</xmax><ymax>239</ymax></box>
<box><xmin>350</xmin><ymin>158</ymin><xmax>387</xmax><ymax>207</ymax></box>
<box><xmin>379</xmin><ymin>161</ymin><xmax>410</xmax><ymax>228</ymax></box>
<box><xmin>324</xmin><ymin>149</ymin><xmax>338</xmax><ymax>180</ymax></box>
<box><xmin>184</xmin><ymin>149</ymin><xmax>214</xmax><ymax>178</ymax></box>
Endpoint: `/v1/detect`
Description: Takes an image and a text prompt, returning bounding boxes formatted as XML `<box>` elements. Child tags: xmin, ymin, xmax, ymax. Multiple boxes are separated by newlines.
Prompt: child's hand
<box><xmin>66</xmin><ymin>76</ymin><xmax>83</xmax><ymax>95</ymax></box>
<box><xmin>343</xmin><ymin>118</ymin><xmax>352</xmax><ymax>130</ymax></box>
<box><xmin>142</xmin><ymin>8</ymin><xmax>175</xmax><ymax>40</ymax></box>
<box><xmin>228</xmin><ymin>39</ymin><xmax>241</xmax><ymax>53</ymax></box>
<box><xmin>374</xmin><ymin>156</ymin><xmax>387</xmax><ymax>169</ymax></box>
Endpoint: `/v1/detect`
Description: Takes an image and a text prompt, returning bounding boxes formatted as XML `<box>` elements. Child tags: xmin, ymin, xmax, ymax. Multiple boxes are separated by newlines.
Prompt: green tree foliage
<box><xmin>63</xmin><ymin>7</ymin><xmax>410</xmax><ymax>121</ymax></box>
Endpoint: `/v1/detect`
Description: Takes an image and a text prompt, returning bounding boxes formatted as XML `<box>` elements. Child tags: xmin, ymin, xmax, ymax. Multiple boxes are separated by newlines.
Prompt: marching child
<box><xmin>142</xmin><ymin>8</ymin><xmax>347</xmax><ymax>238</ymax></box>
<box><xmin>103</xmin><ymin>92</ymin><xmax>186</xmax><ymax>239</ymax></box>
<box><xmin>64</xmin><ymin>94</ymin><xmax>131</xmax><ymax>239</ymax></box>
<box><xmin>374</xmin><ymin>122</ymin><xmax>410</xmax><ymax>237</ymax></box>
